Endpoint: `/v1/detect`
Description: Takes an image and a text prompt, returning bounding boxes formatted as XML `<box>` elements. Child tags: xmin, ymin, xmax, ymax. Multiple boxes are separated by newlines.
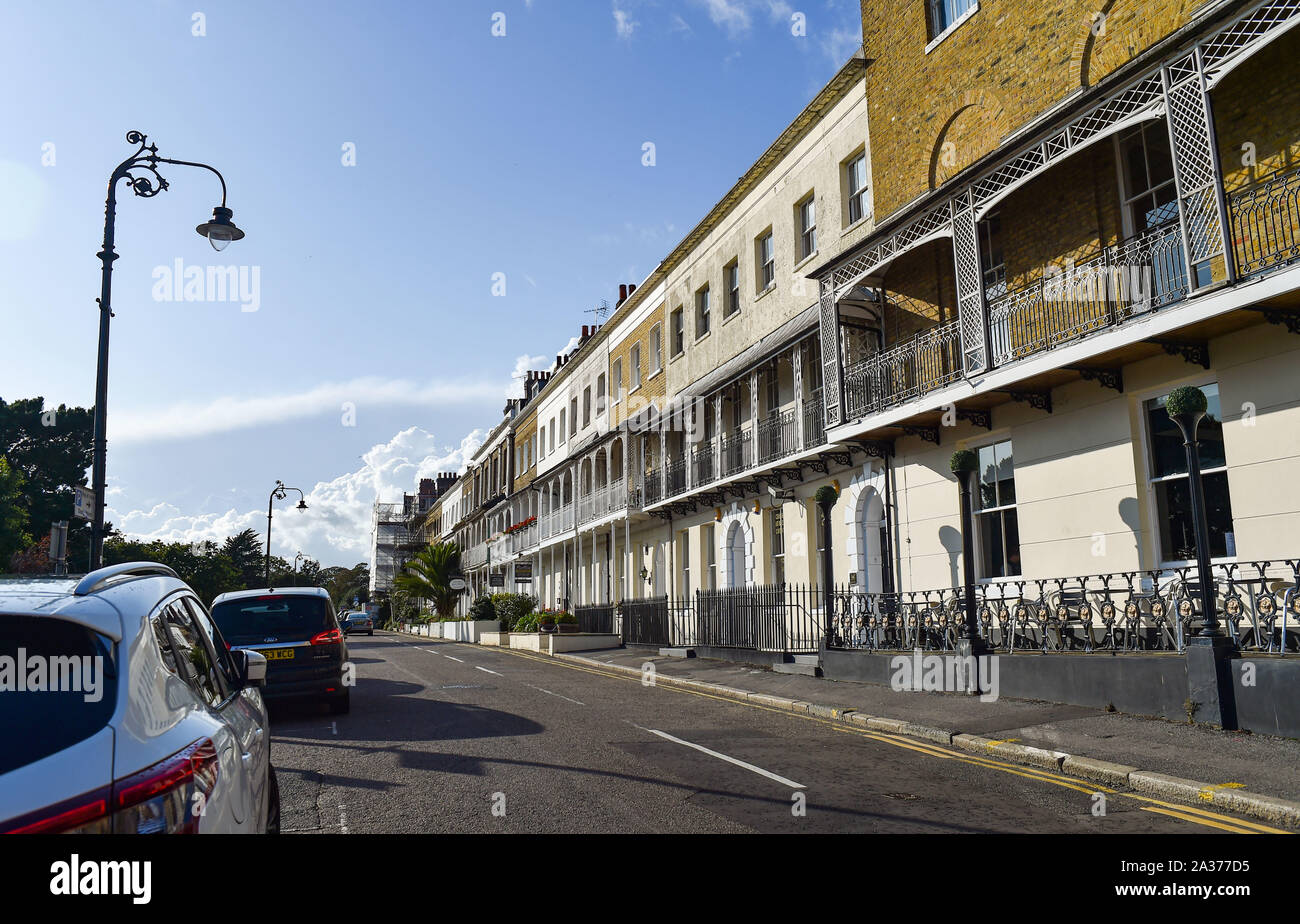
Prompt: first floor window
<box><xmin>703</xmin><ymin>523</ymin><xmax>717</xmax><ymax>589</ymax></box>
<box><xmin>846</xmin><ymin>153</ymin><xmax>869</xmax><ymax>225</ymax></box>
<box><xmin>725</xmin><ymin>260</ymin><xmax>740</xmax><ymax>317</ymax></box>
<box><xmin>974</xmin><ymin>439</ymin><xmax>1020</xmax><ymax>578</ymax></box>
<box><xmin>696</xmin><ymin>286</ymin><xmax>710</xmax><ymax>338</ymax></box>
<box><xmin>798</xmin><ymin>195</ymin><xmax>816</xmax><ymax>259</ymax></box>
<box><xmin>929</xmin><ymin>0</ymin><xmax>976</xmax><ymax>37</ymax></box>
<box><xmin>650</xmin><ymin>326</ymin><xmax>663</xmax><ymax>374</ymax></box>
<box><xmin>631</xmin><ymin>345</ymin><xmax>642</xmax><ymax>388</ymax></box>
<box><xmin>1146</xmin><ymin>383</ymin><xmax>1236</xmax><ymax>562</ymax></box>
<box><xmin>612</xmin><ymin>359</ymin><xmax>623</xmax><ymax>401</ymax></box>
<box><xmin>758</xmin><ymin>232</ymin><xmax>775</xmax><ymax>291</ymax></box>
<box><xmin>671</xmin><ymin>307</ymin><xmax>685</xmax><ymax>356</ymax></box>
<box><xmin>679</xmin><ymin>529</ymin><xmax>690</xmax><ymax>595</ymax></box>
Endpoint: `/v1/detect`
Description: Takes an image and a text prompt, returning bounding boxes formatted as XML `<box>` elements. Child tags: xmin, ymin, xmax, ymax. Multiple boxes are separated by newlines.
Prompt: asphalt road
<box><xmin>267</xmin><ymin>632</ymin><xmax>1283</xmax><ymax>834</ymax></box>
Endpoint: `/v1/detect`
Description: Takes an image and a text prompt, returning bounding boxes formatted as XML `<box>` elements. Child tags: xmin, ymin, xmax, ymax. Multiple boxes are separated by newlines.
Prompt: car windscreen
<box><xmin>0</xmin><ymin>614</ymin><xmax>118</xmax><ymax>775</ymax></box>
<box><xmin>210</xmin><ymin>595</ymin><xmax>333</xmax><ymax>645</ymax></box>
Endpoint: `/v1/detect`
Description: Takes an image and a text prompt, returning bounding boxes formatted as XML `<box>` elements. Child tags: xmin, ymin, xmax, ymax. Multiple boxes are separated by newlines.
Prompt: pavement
<box><xmin>265</xmin><ymin>631</ymin><xmax>1297</xmax><ymax>834</ymax></box>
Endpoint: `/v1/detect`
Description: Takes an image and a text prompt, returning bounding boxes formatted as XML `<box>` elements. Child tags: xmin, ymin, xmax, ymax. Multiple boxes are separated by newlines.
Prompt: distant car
<box><xmin>0</xmin><ymin>563</ymin><xmax>278</xmax><ymax>834</ymax></box>
<box><xmin>211</xmin><ymin>586</ymin><xmax>350</xmax><ymax>715</ymax></box>
<box><xmin>342</xmin><ymin>612</ymin><xmax>373</xmax><ymax>636</ymax></box>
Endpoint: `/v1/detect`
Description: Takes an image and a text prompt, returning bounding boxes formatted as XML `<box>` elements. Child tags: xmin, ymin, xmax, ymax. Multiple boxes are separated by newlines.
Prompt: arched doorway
<box><xmin>854</xmin><ymin>486</ymin><xmax>886</xmax><ymax>593</ymax></box>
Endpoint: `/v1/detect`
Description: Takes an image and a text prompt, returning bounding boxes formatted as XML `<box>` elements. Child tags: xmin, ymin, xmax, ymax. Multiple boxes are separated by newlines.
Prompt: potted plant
<box><xmin>538</xmin><ymin>611</ymin><xmax>558</xmax><ymax>634</ymax></box>
<box><xmin>556</xmin><ymin>612</ymin><xmax>578</xmax><ymax>634</ymax></box>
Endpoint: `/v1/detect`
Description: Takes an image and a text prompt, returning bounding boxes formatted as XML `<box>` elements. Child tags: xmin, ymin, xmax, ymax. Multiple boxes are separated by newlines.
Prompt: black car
<box><xmin>211</xmin><ymin>587</ymin><xmax>350</xmax><ymax>714</ymax></box>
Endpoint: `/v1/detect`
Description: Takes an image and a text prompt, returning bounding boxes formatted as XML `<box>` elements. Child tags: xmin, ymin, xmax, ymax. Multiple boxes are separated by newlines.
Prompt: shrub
<box><xmin>491</xmin><ymin>592</ymin><xmax>538</xmax><ymax>630</ymax></box>
<box><xmin>555</xmin><ymin>612</ymin><xmax>576</xmax><ymax>625</ymax></box>
<box><xmin>513</xmin><ymin>613</ymin><xmax>540</xmax><ymax>632</ymax></box>
<box><xmin>469</xmin><ymin>595</ymin><xmax>496</xmax><ymax>623</ymax></box>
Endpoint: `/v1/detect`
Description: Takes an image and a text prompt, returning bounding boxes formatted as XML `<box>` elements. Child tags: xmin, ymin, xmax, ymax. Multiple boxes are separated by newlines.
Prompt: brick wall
<box><xmin>859</xmin><ymin>0</ymin><xmax>1205</xmax><ymax>222</ymax></box>
<box><xmin>609</xmin><ymin>308</ymin><xmax>668</xmax><ymax>429</ymax></box>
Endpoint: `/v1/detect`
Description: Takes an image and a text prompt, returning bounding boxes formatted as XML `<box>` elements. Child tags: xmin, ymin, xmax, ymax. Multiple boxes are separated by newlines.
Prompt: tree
<box><xmin>0</xmin><ymin>397</ymin><xmax>94</xmax><ymax>541</ymax></box>
<box><xmin>394</xmin><ymin>542</ymin><xmax>461</xmax><ymax>619</ymax></box>
<box><xmin>221</xmin><ymin>528</ymin><xmax>264</xmax><ymax>588</ymax></box>
<box><xmin>0</xmin><ymin>457</ymin><xmax>32</xmax><ymax>568</ymax></box>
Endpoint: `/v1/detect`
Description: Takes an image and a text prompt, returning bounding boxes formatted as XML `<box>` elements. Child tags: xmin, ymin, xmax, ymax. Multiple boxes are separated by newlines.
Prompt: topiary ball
<box><xmin>814</xmin><ymin>485</ymin><xmax>839</xmax><ymax>505</ymax></box>
<box><xmin>1165</xmin><ymin>385</ymin><xmax>1208</xmax><ymax>417</ymax></box>
<box><xmin>949</xmin><ymin>449</ymin><xmax>977</xmax><ymax>473</ymax></box>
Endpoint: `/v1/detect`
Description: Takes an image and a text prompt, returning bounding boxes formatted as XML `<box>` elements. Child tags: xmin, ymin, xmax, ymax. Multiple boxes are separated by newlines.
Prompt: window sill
<box><xmin>925</xmin><ymin>2</ymin><xmax>979</xmax><ymax>54</ymax></box>
<box><xmin>722</xmin><ymin>308</ymin><xmax>742</xmax><ymax>326</ymax></box>
<box><xmin>793</xmin><ymin>250</ymin><xmax>820</xmax><ymax>273</ymax></box>
<box><xmin>842</xmin><ymin>214</ymin><xmax>871</xmax><ymax>236</ymax></box>
<box><xmin>754</xmin><ymin>283</ymin><xmax>777</xmax><ymax>304</ymax></box>
<box><xmin>647</xmin><ymin>368</ymin><xmax>663</xmax><ymax>384</ymax></box>
<box><xmin>694</xmin><ymin>330</ymin><xmax>712</xmax><ymax>345</ymax></box>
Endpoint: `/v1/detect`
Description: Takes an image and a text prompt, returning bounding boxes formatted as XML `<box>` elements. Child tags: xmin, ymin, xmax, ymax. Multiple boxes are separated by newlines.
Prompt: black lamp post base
<box><xmin>1184</xmin><ymin>634</ymin><xmax>1239</xmax><ymax>730</ymax></box>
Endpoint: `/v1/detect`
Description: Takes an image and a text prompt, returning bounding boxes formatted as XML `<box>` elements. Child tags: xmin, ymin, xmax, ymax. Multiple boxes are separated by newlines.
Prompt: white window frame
<box><xmin>631</xmin><ymin>345</ymin><xmax>642</xmax><ymax>390</ymax></box>
<box><xmin>798</xmin><ymin>194</ymin><xmax>817</xmax><ymax>260</ymax></box>
<box><xmin>757</xmin><ymin>231</ymin><xmax>775</xmax><ymax>292</ymax></box>
<box><xmin>846</xmin><ymin>153</ymin><xmax>869</xmax><ymax>226</ymax></box>
<box><xmin>695</xmin><ymin>285</ymin><xmax>710</xmax><ymax>338</ymax></box>
<box><xmin>724</xmin><ymin>260</ymin><xmax>740</xmax><ymax>317</ymax></box>
<box><xmin>650</xmin><ymin>325</ymin><xmax>663</xmax><ymax>375</ymax></box>
<box><xmin>970</xmin><ymin>437</ymin><xmax>1021</xmax><ymax>582</ymax></box>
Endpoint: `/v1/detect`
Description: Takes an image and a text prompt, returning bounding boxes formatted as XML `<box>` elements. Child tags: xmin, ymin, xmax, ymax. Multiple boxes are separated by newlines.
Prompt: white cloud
<box><xmin>820</xmin><ymin>21</ymin><xmax>861</xmax><ymax>65</ymax></box>
<box><xmin>698</xmin><ymin>0</ymin><xmax>752</xmax><ymax>36</ymax></box>
<box><xmin>508</xmin><ymin>352</ymin><xmax>551</xmax><ymax>398</ymax></box>
<box><xmin>107</xmin><ymin>427</ymin><xmax>485</xmax><ymax>565</ymax></box>
<box><xmin>613</xmin><ymin>7</ymin><xmax>639</xmax><ymax>38</ymax></box>
<box><xmin>111</xmin><ymin>376</ymin><xmax>506</xmax><ymax>444</ymax></box>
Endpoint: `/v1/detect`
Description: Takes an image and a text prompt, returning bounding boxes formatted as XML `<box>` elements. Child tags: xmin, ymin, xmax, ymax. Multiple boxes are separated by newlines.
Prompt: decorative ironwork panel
<box><xmin>951</xmin><ymin>194</ymin><xmax>987</xmax><ymax>374</ymax></box>
<box><xmin>818</xmin><ymin>278</ymin><xmax>842</xmax><ymax>428</ymax></box>
<box><xmin>1202</xmin><ymin>0</ymin><xmax>1300</xmax><ymax>82</ymax></box>
<box><xmin>1164</xmin><ymin>50</ymin><xmax>1230</xmax><ymax>273</ymax></box>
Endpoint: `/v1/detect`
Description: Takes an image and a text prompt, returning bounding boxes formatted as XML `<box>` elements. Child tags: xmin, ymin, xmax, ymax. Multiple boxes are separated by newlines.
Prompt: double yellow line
<box><xmin>490</xmin><ymin>645</ymin><xmax>1288</xmax><ymax>834</ymax></box>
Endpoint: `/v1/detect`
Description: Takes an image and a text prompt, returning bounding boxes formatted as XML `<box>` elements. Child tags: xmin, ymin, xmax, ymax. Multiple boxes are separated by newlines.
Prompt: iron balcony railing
<box><xmin>1230</xmin><ymin>165</ymin><xmax>1300</xmax><ymax>278</ymax></box>
<box><xmin>719</xmin><ymin>426</ymin><xmax>752</xmax><ymax>478</ymax></box>
<box><xmin>985</xmin><ymin>218</ymin><xmax>1189</xmax><ymax>368</ymax></box>
<box><xmin>754</xmin><ymin>408</ymin><xmax>798</xmax><ymax>466</ymax></box>
<box><xmin>692</xmin><ymin>439</ymin><xmax>716</xmax><ymax>486</ymax></box>
<box><xmin>826</xmin><ymin>559</ymin><xmax>1300</xmax><ymax>654</ymax></box>
<box><xmin>462</xmin><ymin>542</ymin><xmax>489</xmax><ymax>569</ymax></box>
<box><xmin>844</xmin><ymin>319</ymin><xmax>963</xmax><ymax>421</ymax></box>
<box><xmin>577</xmin><ymin>478</ymin><xmax>630</xmax><ymax>525</ymax></box>
<box><xmin>665</xmin><ymin>457</ymin><xmax>689</xmax><ymax>498</ymax></box>
<box><xmin>803</xmin><ymin>387</ymin><xmax>825</xmax><ymax>450</ymax></box>
<box><xmin>643</xmin><ymin>470</ymin><xmax>663</xmax><ymax>507</ymax></box>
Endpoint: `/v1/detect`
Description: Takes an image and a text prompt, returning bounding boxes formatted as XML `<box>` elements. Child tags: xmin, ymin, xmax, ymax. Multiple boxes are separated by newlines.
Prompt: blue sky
<box><xmin>0</xmin><ymin>0</ymin><xmax>862</xmax><ymax>567</ymax></box>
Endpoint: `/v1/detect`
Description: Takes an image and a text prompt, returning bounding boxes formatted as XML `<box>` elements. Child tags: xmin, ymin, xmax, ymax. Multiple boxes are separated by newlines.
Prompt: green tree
<box><xmin>394</xmin><ymin>542</ymin><xmax>462</xmax><ymax>619</ymax></box>
<box><xmin>0</xmin><ymin>397</ymin><xmax>94</xmax><ymax>540</ymax></box>
<box><xmin>0</xmin><ymin>457</ymin><xmax>32</xmax><ymax>568</ymax></box>
<box><xmin>221</xmin><ymin>528</ymin><xmax>264</xmax><ymax>588</ymax></box>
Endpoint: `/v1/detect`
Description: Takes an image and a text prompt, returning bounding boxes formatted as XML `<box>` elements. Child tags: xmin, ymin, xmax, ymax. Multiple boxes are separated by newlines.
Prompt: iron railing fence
<box><xmin>621</xmin><ymin>595</ymin><xmax>670</xmax><ymax>645</ymax></box>
<box><xmin>755</xmin><ymin>409</ymin><xmax>798</xmax><ymax>466</ymax></box>
<box><xmin>844</xmin><ymin>319</ymin><xmax>963</xmax><ymax>422</ymax></box>
<box><xmin>574</xmin><ymin>603</ymin><xmax>614</xmax><ymax>634</ymax></box>
<box><xmin>1230</xmin><ymin>164</ymin><xmax>1300</xmax><ymax>277</ymax></box>
<box><xmin>666</xmin><ymin>457</ymin><xmax>689</xmax><ymax>497</ymax></box>
<box><xmin>827</xmin><ymin>559</ymin><xmax>1300</xmax><ymax>654</ymax></box>
<box><xmin>803</xmin><ymin>388</ymin><xmax>825</xmax><ymax>450</ymax></box>
<box><xmin>720</xmin><ymin>427</ymin><xmax>752</xmax><ymax>477</ymax></box>
<box><xmin>986</xmin><ymin>218</ymin><xmax>1189</xmax><ymax>368</ymax></box>
<box><xmin>692</xmin><ymin>440</ymin><xmax>716</xmax><ymax>485</ymax></box>
<box><xmin>643</xmin><ymin>470</ymin><xmax>663</xmax><ymax>507</ymax></box>
<box><xmin>696</xmin><ymin>584</ymin><xmax>823</xmax><ymax>653</ymax></box>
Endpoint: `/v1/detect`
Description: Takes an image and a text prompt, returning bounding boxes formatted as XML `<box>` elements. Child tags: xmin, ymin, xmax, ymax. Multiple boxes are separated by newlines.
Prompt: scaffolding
<box><xmin>369</xmin><ymin>497</ymin><xmax>419</xmax><ymax>597</ymax></box>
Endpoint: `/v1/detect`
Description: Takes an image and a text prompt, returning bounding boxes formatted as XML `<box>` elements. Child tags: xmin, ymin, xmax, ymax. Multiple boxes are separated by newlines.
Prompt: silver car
<box><xmin>0</xmin><ymin>562</ymin><xmax>279</xmax><ymax>833</ymax></box>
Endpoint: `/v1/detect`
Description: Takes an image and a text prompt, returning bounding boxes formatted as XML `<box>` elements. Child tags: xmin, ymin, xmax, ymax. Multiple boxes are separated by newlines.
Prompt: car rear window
<box><xmin>0</xmin><ymin>614</ymin><xmax>118</xmax><ymax>775</ymax></box>
<box><xmin>211</xmin><ymin>595</ymin><xmax>333</xmax><ymax>645</ymax></box>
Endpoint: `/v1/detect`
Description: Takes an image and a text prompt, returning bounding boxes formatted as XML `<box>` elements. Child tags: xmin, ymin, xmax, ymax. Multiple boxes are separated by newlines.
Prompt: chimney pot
<box><xmin>628</xmin><ymin>283</ymin><xmax>637</xmax><ymax>296</ymax></box>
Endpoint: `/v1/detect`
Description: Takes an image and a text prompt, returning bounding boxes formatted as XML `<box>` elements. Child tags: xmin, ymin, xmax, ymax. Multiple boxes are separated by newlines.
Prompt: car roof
<box><xmin>0</xmin><ymin>570</ymin><xmax>192</xmax><ymax>643</ymax></box>
<box><xmin>211</xmin><ymin>585</ymin><xmax>332</xmax><ymax>607</ymax></box>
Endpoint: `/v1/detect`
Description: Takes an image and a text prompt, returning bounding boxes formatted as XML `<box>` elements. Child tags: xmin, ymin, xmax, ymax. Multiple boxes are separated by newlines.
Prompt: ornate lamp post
<box><xmin>266</xmin><ymin>481</ymin><xmax>308</xmax><ymax>586</ymax></box>
<box><xmin>815</xmin><ymin>485</ymin><xmax>839</xmax><ymax>650</ymax></box>
<box><xmin>90</xmin><ymin>131</ymin><xmax>245</xmax><ymax>568</ymax></box>
<box><xmin>1164</xmin><ymin>386</ymin><xmax>1223</xmax><ymax>638</ymax></box>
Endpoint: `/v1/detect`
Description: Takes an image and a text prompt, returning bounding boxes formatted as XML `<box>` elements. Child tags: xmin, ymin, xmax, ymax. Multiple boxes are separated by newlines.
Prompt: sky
<box><xmin>0</xmin><ymin>0</ymin><xmax>863</xmax><ymax>568</ymax></box>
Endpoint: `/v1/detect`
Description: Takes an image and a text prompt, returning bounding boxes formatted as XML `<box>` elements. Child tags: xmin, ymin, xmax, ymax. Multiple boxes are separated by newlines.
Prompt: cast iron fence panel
<box><xmin>825</xmin><ymin>559</ymin><xmax>1300</xmax><ymax>654</ymax></box>
<box><xmin>621</xmin><ymin>596</ymin><xmax>670</xmax><ymax>645</ymax></box>
<box><xmin>843</xmin><ymin>320</ymin><xmax>962</xmax><ymax>422</ymax></box>
<box><xmin>1230</xmin><ymin>164</ymin><xmax>1300</xmax><ymax>277</ymax></box>
<box><xmin>574</xmin><ymin>603</ymin><xmax>614</xmax><ymax>634</ymax></box>
<box><xmin>696</xmin><ymin>584</ymin><xmax>822</xmax><ymax>653</ymax></box>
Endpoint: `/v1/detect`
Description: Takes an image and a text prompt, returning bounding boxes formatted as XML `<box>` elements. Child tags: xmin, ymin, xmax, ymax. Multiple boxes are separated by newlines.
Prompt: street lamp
<box><xmin>1164</xmin><ymin>386</ymin><xmax>1224</xmax><ymax>638</ymax></box>
<box><xmin>90</xmin><ymin>131</ymin><xmax>245</xmax><ymax>568</ymax></box>
<box><xmin>293</xmin><ymin>552</ymin><xmax>305</xmax><ymax>587</ymax></box>
<box><xmin>950</xmin><ymin>449</ymin><xmax>990</xmax><ymax>679</ymax></box>
<box><xmin>266</xmin><ymin>480</ymin><xmax>308</xmax><ymax>586</ymax></box>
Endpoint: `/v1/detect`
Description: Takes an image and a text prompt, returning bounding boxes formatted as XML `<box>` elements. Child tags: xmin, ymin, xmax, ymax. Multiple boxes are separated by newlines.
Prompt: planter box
<box><xmin>545</xmin><ymin>633</ymin><xmax>623</xmax><ymax>654</ymax></box>
<box><xmin>479</xmin><ymin>631</ymin><xmax>509</xmax><ymax>647</ymax></box>
<box><xmin>508</xmin><ymin>632</ymin><xmax>546</xmax><ymax>652</ymax></box>
<box><xmin>440</xmin><ymin>620</ymin><xmax>498</xmax><ymax>643</ymax></box>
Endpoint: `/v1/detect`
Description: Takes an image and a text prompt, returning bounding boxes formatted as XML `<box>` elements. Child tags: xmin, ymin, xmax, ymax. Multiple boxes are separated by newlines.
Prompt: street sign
<box><xmin>73</xmin><ymin>487</ymin><xmax>95</xmax><ymax>521</ymax></box>
<box><xmin>449</xmin><ymin>578</ymin><xmax>467</xmax><ymax>591</ymax></box>
<box><xmin>515</xmin><ymin>561</ymin><xmax>533</xmax><ymax>583</ymax></box>
<box><xmin>488</xmin><ymin>573</ymin><xmax>505</xmax><ymax>587</ymax></box>
<box><xmin>49</xmin><ymin>521</ymin><xmax>68</xmax><ymax>575</ymax></box>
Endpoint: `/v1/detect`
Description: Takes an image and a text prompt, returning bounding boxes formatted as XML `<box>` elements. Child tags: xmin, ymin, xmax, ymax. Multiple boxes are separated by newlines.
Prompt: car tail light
<box><xmin>310</xmin><ymin>629</ymin><xmax>342</xmax><ymax>645</ymax></box>
<box><xmin>2</xmin><ymin>739</ymin><xmax>220</xmax><ymax>835</ymax></box>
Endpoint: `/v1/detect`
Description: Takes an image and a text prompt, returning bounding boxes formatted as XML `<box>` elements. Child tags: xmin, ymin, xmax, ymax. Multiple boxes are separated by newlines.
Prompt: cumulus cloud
<box><xmin>613</xmin><ymin>7</ymin><xmax>639</xmax><ymax>38</ymax></box>
<box><xmin>107</xmin><ymin>426</ymin><xmax>485</xmax><ymax>564</ymax></box>
<box><xmin>111</xmin><ymin>376</ymin><xmax>506</xmax><ymax>444</ymax></box>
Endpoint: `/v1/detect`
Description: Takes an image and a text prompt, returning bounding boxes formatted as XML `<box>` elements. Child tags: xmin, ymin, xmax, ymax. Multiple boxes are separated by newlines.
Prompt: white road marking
<box><xmin>338</xmin><ymin>803</ymin><xmax>349</xmax><ymax>834</ymax></box>
<box><xmin>524</xmin><ymin>683</ymin><xmax>584</xmax><ymax>705</ymax></box>
<box><xmin>635</xmin><ymin>725</ymin><xmax>805</xmax><ymax>789</ymax></box>
<box><xmin>444</xmin><ymin>655</ymin><xmax>464</xmax><ymax>663</ymax></box>
<box><xmin>331</xmin><ymin>721</ymin><xmax>338</xmax><ymax>736</ymax></box>
<box><xmin>475</xmin><ymin>666</ymin><xmax>501</xmax><ymax>676</ymax></box>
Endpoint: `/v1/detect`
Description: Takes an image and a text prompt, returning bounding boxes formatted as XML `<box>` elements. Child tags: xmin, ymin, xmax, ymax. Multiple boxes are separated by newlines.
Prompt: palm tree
<box><xmin>394</xmin><ymin>542</ymin><xmax>462</xmax><ymax>619</ymax></box>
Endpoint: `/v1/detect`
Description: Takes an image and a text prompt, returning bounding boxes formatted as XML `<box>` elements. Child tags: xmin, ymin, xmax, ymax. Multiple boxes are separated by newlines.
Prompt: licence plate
<box><xmin>263</xmin><ymin>648</ymin><xmax>295</xmax><ymax>661</ymax></box>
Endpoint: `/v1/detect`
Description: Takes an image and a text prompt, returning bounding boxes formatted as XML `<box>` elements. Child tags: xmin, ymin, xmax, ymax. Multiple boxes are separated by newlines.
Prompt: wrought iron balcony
<box><xmin>754</xmin><ymin>408</ymin><xmax>798</xmax><ymax>466</ymax></box>
<box><xmin>691</xmin><ymin>439</ymin><xmax>715</xmax><ymax>485</ymax></box>
<box><xmin>802</xmin><ymin>387</ymin><xmax>825</xmax><ymax>450</ymax></box>
<box><xmin>844</xmin><ymin>319</ymin><xmax>963</xmax><ymax>421</ymax></box>
<box><xmin>1230</xmin><ymin>164</ymin><xmax>1300</xmax><ymax>278</ymax></box>
<box><xmin>719</xmin><ymin>426</ymin><xmax>752</xmax><ymax>478</ymax></box>
<box><xmin>643</xmin><ymin>470</ymin><xmax>663</xmax><ymax>507</ymax></box>
<box><xmin>986</xmin><ymin>219</ymin><xmax>1189</xmax><ymax>368</ymax></box>
<box><xmin>665</xmin><ymin>457</ymin><xmax>689</xmax><ymax>498</ymax></box>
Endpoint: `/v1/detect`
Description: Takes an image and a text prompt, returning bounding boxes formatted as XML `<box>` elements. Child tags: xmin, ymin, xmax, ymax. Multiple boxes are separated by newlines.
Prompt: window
<box><xmin>650</xmin><ymin>325</ymin><xmax>662</xmax><ymax>374</ymax></box>
<box><xmin>695</xmin><ymin>285</ymin><xmax>710</xmax><ymax>338</ymax></box>
<box><xmin>846</xmin><ymin>153</ymin><xmax>869</xmax><ymax>225</ymax></box>
<box><xmin>539</xmin><ymin>425</ymin><xmax>546</xmax><ymax>458</ymax></box>
<box><xmin>979</xmin><ymin>213</ymin><xmax>1008</xmax><ymax>358</ymax></box>
<box><xmin>757</xmin><ymin>231</ymin><xmax>775</xmax><ymax>291</ymax></box>
<box><xmin>671</xmin><ymin>307</ymin><xmax>685</xmax><ymax>356</ymax></box>
<box><xmin>549</xmin><ymin>420</ymin><xmax>556</xmax><ymax>453</ymax></box>
<box><xmin>596</xmin><ymin>373</ymin><xmax>606</xmax><ymax>415</ymax></box>
<box><xmin>973</xmin><ymin>440</ymin><xmax>1020</xmax><ymax>579</ymax></box>
<box><xmin>814</xmin><ymin>502</ymin><xmax>827</xmax><ymax>586</ymax></box>
<box><xmin>1146</xmin><ymin>383</ymin><xmax>1236</xmax><ymax>562</ymax></box>
<box><xmin>770</xmin><ymin>508</ymin><xmax>786</xmax><ymax>585</ymax></box>
<box><xmin>703</xmin><ymin>523</ymin><xmax>716</xmax><ymax>589</ymax></box>
<box><xmin>1119</xmin><ymin>123</ymin><xmax>1177</xmax><ymax>234</ymax></box>
<box><xmin>582</xmin><ymin>388</ymin><xmax>591</xmax><ymax>428</ymax></box>
<box><xmin>570</xmin><ymin>398</ymin><xmax>578</xmax><ymax>435</ymax></box>
<box><xmin>679</xmin><ymin>529</ymin><xmax>690</xmax><ymax>595</ymax></box>
<box><xmin>724</xmin><ymin>260</ymin><xmax>740</xmax><ymax>317</ymax></box>
<box><xmin>631</xmin><ymin>345</ymin><xmax>642</xmax><ymax>389</ymax></box>
<box><xmin>612</xmin><ymin>359</ymin><xmax>622</xmax><ymax>401</ymax></box>
<box><xmin>159</xmin><ymin>601</ymin><xmax>226</xmax><ymax>707</ymax></box>
<box><xmin>798</xmin><ymin>194</ymin><xmax>816</xmax><ymax>260</ymax></box>
<box><xmin>929</xmin><ymin>0</ymin><xmax>976</xmax><ymax>38</ymax></box>
<box><xmin>559</xmin><ymin>409</ymin><xmax>566</xmax><ymax>443</ymax></box>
